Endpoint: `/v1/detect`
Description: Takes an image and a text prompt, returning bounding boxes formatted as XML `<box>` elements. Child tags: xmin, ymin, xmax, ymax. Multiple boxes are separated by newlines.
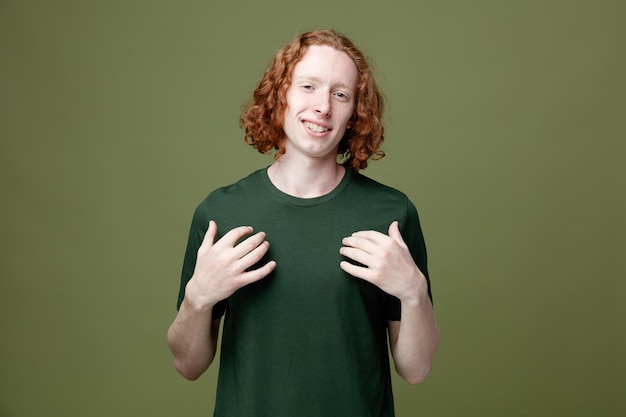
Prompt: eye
<box><xmin>301</xmin><ymin>84</ymin><xmax>314</xmax><ymax>91</ymax></box>
<box><xmin>333</xmin><ymin>91</ymin><xmax>350</xmax><ymax>101</ymax></box>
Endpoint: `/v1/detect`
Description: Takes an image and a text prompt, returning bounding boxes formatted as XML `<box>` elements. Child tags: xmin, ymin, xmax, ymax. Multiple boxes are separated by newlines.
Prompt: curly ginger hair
<box><xmin>240</xmin><ymin>30</ymin><xmax>385</xmax><ymax>171</ymax></box>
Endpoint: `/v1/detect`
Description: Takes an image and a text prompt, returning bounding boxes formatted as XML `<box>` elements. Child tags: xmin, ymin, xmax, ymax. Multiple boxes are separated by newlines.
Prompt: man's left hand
<box><xmin>339</xmin><ymin>221</ymin><xmax>428</xmax><ymax>303</ymax></box>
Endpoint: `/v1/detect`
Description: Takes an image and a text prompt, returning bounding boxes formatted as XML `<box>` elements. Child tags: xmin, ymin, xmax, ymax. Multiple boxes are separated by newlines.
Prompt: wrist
<box><xmin>399</xmin><ymin>271</ymin><xmax>430</xmax><ymax>307</ymax></box>
<box><xmin>184</xmin><ymin>280</ymin><xmax>217</xmax><ymax>314</ymax></box>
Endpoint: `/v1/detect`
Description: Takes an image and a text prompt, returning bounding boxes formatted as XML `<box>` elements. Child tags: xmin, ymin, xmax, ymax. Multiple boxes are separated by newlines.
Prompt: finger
<box><xmin>215</xmin><ymin>225</ymin><xmax>255</xmax><ymax>248</ymax></box>
<box><xmin>388</xmin><ymin>221</ymin><xmax>407</xmax><ymax>247</ymax></box>
<box><xmin>239</xmin><ymin>260</ymin><xmax>277</xmax><ymax>286</ymax></box>
<box><xmin>341</xmin><ymin>235</ymin><xmax>379</xmax><ymax>255</ymax></box>
<box><xmin>349</xmin><ymin>229</ymin><xmax>388</xmax><ymax>242</ymax></box>
<box><xmin>198</xmin><ymin>220</ymin><xmax>218</xmax><ymax>251</ymax></box>
<box><xmin>232</xmin><ymin>231</ymin><xmax>270</xmax><ymax>260</ymax></box>
<box><xmin>339</xmin><ymin>246</ymin><xmax>373</xmax><ymax>267</ymax></box>
<box><xmin>237</xmin><ymin>239</ymin><xmax>271</xmax><ymax>269</ymax></box>
<box><xmin>340</xmin><ymin>260</ymin><xmax>374</xmax><ymax>281</ymax></box>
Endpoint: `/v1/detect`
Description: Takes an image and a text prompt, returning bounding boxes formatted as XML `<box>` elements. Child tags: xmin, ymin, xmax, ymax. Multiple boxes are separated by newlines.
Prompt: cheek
<box><xmin>340</xmin><ymin>108</ymin><xmax>356</xmax><ymax>128</ymax></box>
<box><xmin>285</xmin><ymin>89</ymin><xmax>304</xmax><ymax>110</ymax></box>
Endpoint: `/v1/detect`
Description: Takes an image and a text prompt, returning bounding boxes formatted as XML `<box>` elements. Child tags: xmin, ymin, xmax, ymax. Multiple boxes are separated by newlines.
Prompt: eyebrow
<box><xmin>294</xmin><ymin>76</ymin><xmax>355</xmax><ymax>92</ymax></box>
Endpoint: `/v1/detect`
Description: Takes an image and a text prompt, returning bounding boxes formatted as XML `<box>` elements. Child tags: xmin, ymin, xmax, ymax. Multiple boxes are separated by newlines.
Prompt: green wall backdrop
<box><xmin>1</xmin><ymin>0</ymin><xmax>624</xmax><ymax>416</ymax></box>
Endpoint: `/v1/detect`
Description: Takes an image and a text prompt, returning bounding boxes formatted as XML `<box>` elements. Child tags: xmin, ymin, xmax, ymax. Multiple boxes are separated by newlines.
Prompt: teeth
<box><xmin>304</xmin><ymin>121</ymin><xmax>329</xmax><ymax>133</ymax></box>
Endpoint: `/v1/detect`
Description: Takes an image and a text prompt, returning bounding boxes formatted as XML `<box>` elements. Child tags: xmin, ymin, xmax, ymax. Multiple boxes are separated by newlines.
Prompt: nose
<box><xmin>313</xmin><ymin>92</ymin><xmax>331</xmax><ymax>116</ymax></box>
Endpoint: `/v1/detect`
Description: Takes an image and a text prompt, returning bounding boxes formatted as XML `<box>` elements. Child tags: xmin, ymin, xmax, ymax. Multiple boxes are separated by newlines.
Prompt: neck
<box><xmin>267</xmin><ymin>156</ymin><xmax>346</xmax><ymax>198</ymax></box>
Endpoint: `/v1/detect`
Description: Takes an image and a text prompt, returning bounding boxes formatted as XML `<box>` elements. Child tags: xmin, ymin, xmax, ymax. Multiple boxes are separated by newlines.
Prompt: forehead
<box><xmin>292</xmin><ymin>45</ymin><xmax>358</xmax><ymax>89</ymax></box>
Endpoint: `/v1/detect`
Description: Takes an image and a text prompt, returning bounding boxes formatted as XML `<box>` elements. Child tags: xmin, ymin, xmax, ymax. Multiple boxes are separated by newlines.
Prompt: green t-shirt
<box><xmin>177</xmin><ymin>168</ymin><xmax>431</xmax><ymax>417</ymax></box>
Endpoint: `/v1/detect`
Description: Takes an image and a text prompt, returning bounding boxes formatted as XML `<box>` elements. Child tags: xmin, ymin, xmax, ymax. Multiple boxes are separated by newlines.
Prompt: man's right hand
<box><xmin>184</xmin><ymin>220</ymin><xmax>276</xmax><ymax>312</ymax></box>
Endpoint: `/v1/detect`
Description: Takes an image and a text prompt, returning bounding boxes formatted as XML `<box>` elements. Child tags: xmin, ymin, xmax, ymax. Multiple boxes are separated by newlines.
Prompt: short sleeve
<box><xmin>403</xmin><ymin>199</ymin><xmax>433</xmax><ymax>304</ymax></box>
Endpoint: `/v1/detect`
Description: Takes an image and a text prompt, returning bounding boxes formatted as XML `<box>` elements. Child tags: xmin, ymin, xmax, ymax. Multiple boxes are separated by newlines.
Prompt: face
<box><xmin>282</xmin><ymin>45</ymin><xmax>358</xmax><ymax>163</ymax></box>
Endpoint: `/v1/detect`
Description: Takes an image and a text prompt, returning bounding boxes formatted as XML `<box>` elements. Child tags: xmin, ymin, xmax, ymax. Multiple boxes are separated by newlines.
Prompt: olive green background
<box><xmin>1</xmin><ymin>0</ymin><xmax>624</xmax><ymax>416</ymax></box>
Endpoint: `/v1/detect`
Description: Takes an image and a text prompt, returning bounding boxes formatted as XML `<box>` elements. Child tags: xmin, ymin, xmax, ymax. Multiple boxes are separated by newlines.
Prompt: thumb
<box><xmin>200</xmin><ymin>220</ymin><xmax>218</xmax><ymax>249</ymax></box>
<box><xmin>388</xmin><ymin>221</ymin><xmax>405</xmax><ymax>245</ymax></box>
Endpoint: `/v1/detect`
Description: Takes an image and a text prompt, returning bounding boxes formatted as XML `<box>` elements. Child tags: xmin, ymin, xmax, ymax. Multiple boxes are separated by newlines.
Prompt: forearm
<box><xmin>389</xmin><ymin>294</ymin><xmax>439</xmax><ymax>385</ymax></box>
<box><xmin>167</xmin><ymin>298</ymin><xmax>219</xmax><ymax>381</ymax></box>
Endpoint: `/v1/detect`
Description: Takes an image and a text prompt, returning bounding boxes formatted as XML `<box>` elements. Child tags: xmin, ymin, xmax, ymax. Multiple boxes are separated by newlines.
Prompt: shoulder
<box><xmin>200</xmin><ymin>169</ymin><xmax>264</xmax><ymax>203</ymax></box>
<box><xmin>349</xmin><ymin>170</ymin><xmax>412</xmax><ymax>204</ymax></box>
<box><xmin>192</xmin><ymin>169</ymin><xmax>265</xmax><ymax>220</ymax></box>
<box><xmin>347</xmin><ymin>170</ymin><xmax>423</xmax><ymax>230</ymax></box>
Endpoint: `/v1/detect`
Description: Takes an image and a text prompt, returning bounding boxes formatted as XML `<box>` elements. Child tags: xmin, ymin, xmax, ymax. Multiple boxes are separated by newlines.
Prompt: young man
<box><xmin>167</xmin><ymin>30</ymin><xmax>439</xmax><ymax>417</ymax></box>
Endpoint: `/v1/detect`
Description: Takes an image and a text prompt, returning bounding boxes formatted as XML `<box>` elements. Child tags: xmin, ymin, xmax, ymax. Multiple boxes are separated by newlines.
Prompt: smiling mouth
<box><xmin>303</xmin><ymin>121</ymin><xmax>330</xmax><ymax>133</ymax></box>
